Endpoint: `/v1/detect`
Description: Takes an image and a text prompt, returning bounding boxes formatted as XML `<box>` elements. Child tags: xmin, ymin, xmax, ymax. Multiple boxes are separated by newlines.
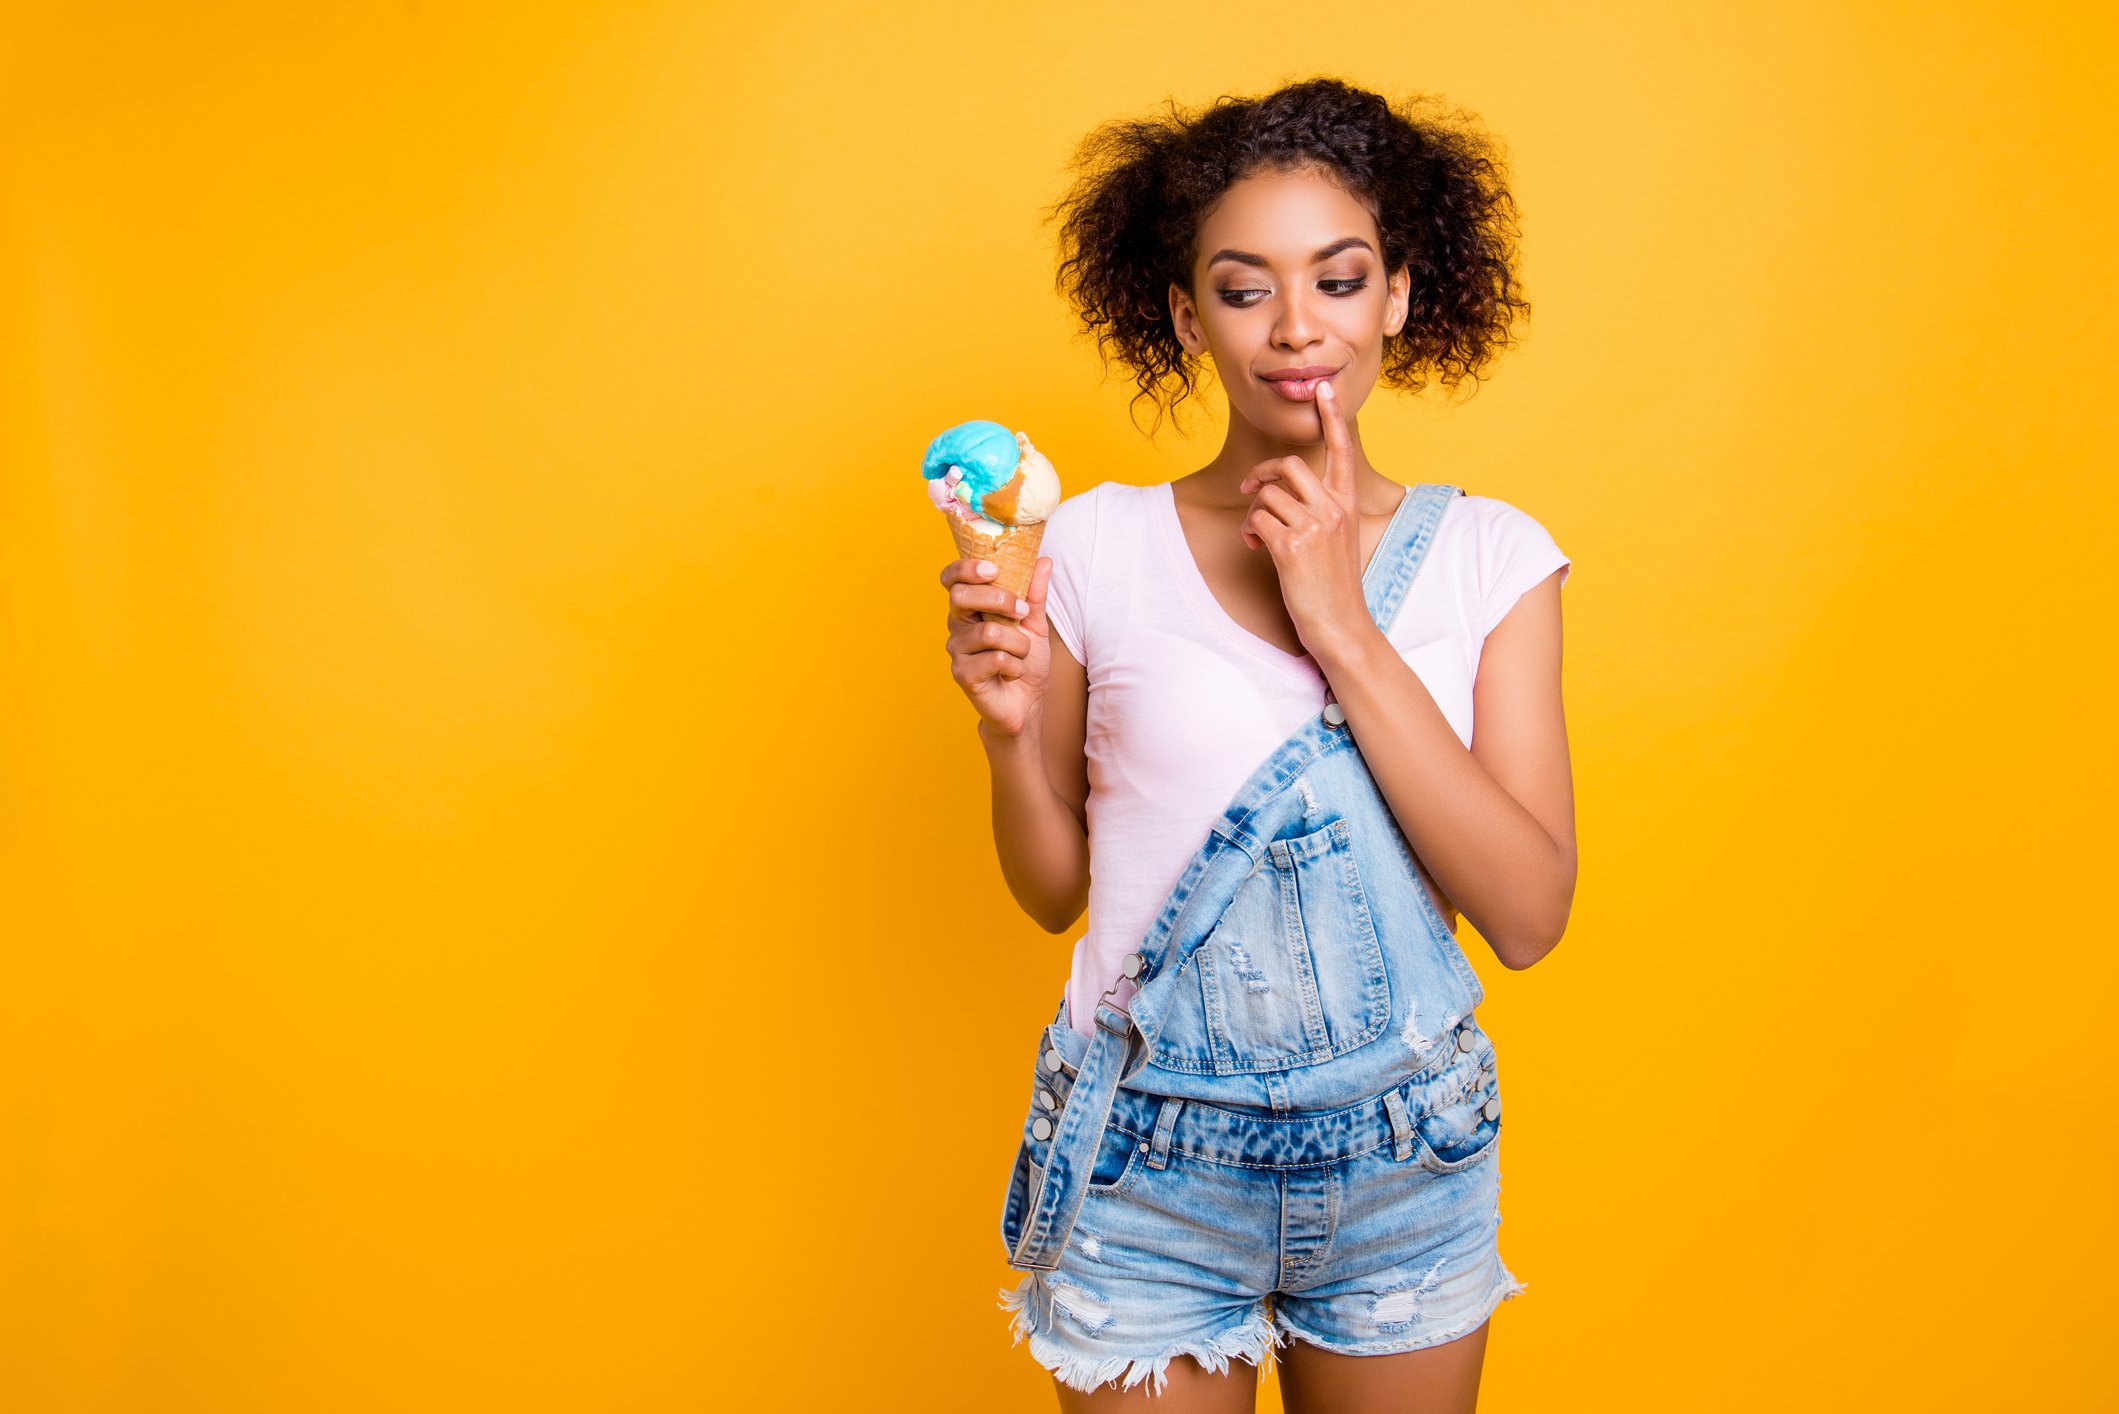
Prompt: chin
<box><xmin>1253</xmin><ymin>399</ymin><xmax>1325</xmax><ymax>439</ymax></box>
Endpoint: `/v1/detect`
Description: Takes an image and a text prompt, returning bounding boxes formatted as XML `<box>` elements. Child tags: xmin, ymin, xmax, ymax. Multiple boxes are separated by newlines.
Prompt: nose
<box><xmin>1272</xmin><ymin>284</ymin><xmax>1325</xmax><ymax>352</ymax></box>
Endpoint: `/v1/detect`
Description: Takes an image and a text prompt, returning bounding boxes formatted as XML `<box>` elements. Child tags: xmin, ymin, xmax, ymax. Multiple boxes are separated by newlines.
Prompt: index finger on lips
<box><xmin>1314</xmin><ymin>380</ymin><xmax>1355</xmax><ymax>497</ymax></box>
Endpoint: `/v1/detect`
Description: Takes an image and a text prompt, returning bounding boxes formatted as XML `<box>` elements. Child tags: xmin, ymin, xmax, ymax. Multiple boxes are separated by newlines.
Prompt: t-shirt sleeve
<box><xmin>1038</xmin><ymin>484</ymin><xmax>1099</xmax><ymax>665</ymax></box>
<box><xmin>1474</xmin><ymin>497</ymin><xmax>1571</xmax><ymax>639</ymax></box>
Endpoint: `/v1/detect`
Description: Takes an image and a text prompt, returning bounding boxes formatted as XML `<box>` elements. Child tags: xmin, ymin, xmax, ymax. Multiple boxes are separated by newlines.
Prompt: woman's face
<box><xmin>1169</xmin><ymin>165</ymin><xmax>1410</xmax><ymax>444</ymax></box>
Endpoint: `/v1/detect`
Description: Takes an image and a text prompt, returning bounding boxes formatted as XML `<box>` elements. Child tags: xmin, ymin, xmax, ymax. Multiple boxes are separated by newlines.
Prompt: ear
<box><xmin>1167</xmin><ymin>282</ymin><xmax>1206</xmax><ymax>356</ymax></box>
<box><xmin>1385</xmin><ymin>263</ymin><xmax>1411</xmax><ymax>338</ymax></box>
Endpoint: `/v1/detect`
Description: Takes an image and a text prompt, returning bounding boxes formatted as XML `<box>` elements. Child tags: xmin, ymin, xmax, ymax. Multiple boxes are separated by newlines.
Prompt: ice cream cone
<box><xmin>923</xmin><ymin>420</ymin><xmax>1061</xmax><ymax>625</ymax></box>
<box><xmin>946</xmin><ymin>513</ymin><xmax>1047</xmax><ymax>624</ymax></box>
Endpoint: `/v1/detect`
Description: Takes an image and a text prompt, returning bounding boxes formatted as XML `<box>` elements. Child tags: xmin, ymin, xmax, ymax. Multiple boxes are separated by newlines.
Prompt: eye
<box><xmin>1217</xmin><ymin>278</ymin><xmax>1369</xmax><ymax>307</ymax></box>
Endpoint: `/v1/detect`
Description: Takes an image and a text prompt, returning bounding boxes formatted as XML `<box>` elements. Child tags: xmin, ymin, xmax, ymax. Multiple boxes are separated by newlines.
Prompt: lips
<box><xmin>1260</xmin><ymin>364</ymin><xmax>1343</xmax><ymax>403</ymax></box>
<box><xmin>1262</xmin><ymin>374</ymin><xmax>1334</xmax><ymax>402</ymax></box>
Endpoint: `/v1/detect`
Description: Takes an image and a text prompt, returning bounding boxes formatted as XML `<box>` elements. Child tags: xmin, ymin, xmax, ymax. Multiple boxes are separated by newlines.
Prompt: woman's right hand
<box><xmin>941</xmin><ymin>554</ymin><xmax>1052</xmax><ymax>738</ymax></box>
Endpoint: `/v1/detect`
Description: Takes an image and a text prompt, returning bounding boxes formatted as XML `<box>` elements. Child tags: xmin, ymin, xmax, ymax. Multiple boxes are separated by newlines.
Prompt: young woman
<box><xmin>938</xmin><ymin>78</ymin><xmax>1574</xmax><ymax>1411</ymax></box>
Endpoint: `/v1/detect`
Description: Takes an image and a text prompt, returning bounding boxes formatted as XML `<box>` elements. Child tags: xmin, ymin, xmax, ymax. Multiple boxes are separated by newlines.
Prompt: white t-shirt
<box><xmin>1040</xmin><ymin>480</ymin><xmax>1571</xmax><ymax>1039</ymax></box>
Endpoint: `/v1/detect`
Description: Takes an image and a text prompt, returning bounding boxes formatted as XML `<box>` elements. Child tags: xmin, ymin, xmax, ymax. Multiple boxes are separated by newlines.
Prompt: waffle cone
<box><xmin>945</xmin><ymin>513</ymin><xmax>1048</xmax><ymax>624</ymax></box>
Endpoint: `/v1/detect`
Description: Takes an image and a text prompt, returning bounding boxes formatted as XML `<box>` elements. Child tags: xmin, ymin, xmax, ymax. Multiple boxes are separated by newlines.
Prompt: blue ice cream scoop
<box><xmin>920</xmin><ymin>420</ymin><xmax>1019</xmax><ymax>505</ymax></box>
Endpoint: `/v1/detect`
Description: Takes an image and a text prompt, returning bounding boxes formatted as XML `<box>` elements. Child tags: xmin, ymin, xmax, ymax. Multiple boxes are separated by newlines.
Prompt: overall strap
<box><xmin>1008</xmin><ymin>992</ymin><xmax>1137</xmax><ymax>1271</ymax></box>
<box><xmin>1366</xmin><ymin>482</ymin><xmax>1464</xmax><ymax>637</ymax></box>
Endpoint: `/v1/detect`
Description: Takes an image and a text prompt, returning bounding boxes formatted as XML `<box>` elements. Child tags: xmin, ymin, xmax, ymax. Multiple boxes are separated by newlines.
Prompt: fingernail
<box><xmin>1015</xmin><ymin>598</ymin><xmax>1030</xmax><ymax>616</ymax></box>
<box><xmin>979</xmin><ymin>560</ymin><xmax>997</xmax><ymax>576</ymax></box>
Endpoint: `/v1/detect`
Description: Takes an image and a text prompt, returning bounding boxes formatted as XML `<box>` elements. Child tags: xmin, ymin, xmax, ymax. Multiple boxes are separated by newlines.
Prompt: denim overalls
<box><xmin>1001</xmin><ymin>481</ymin><xmax>1503</xmax><ymax>1274</ymax></box>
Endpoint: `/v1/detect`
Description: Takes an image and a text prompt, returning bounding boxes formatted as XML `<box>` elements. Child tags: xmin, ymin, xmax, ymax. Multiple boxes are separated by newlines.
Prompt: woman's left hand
<box><xmin>1238</xmin><ymin>379</ymin><xmax>1369</xmax><ymax>653</ymax></box>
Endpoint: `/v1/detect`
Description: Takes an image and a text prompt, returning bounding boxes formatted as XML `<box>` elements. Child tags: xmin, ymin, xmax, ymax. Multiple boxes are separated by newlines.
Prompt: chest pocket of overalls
<box><xmin>1149</xmin><ymin>817</ymin><xmax>1390</xmax><ymax>1075</ymax></box>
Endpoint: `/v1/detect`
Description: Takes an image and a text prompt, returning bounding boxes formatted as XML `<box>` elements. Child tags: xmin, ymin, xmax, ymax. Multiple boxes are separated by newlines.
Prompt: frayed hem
<box><xmin>997</xmin><ymin>1275</ymin><xmax>1283</xmax><ymax>1397</ymax></box>
<box><xmin>1275</xmin><ymin>1267</ymin><xmax>1529</xmax><ymax>1359</ymax></box>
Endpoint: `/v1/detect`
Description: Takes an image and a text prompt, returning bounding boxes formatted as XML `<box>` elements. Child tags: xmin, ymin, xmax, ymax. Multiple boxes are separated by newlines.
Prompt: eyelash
<box><xmin>1218</xmin><ymin>278</ymin><xmax>1368</xmax><ymax>308</ymax></box>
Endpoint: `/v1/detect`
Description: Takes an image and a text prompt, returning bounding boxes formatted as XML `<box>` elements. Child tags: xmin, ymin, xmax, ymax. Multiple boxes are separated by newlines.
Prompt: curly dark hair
<box><xmin>1044</xmin><ymin>77</ymin><xmax>1530</xmax><ymax>437</ymax></box>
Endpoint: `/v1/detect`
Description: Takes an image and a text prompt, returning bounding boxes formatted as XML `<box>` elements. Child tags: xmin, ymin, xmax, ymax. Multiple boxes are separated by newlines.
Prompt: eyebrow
<box><xmin>1205</xmin><ymin>237</ymin><xmax>1375</xmax><ymax>271</ymax></box>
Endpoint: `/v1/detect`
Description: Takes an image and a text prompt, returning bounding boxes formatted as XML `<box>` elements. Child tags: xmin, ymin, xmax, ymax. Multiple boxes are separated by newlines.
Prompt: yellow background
<box><xmin>5</xmin><ymin>2</ymin><xmax>2113</xmax><ymax>1409</ymax></box>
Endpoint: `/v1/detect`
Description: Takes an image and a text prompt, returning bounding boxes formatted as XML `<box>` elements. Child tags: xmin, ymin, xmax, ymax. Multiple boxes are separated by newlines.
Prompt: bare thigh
<box><xmin>1052</xmin><ymin>1354</ymin><xmax>1260</xmax><ymax>1413</ymax></box>
<box><xmin>1278</xmin><ymin>1316</ymin><xmax>1490</xmax><ymax>1414</ymax></box>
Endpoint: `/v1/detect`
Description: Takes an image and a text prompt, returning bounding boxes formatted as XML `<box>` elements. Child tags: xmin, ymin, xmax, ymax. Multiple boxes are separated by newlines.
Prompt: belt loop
<box><xmin>1383</xmin><ymin>1088</ymin><xmax>1417</xmax><ymax>1163</ymax></box>
<box><xmin>1147</xmin><ymin>1098</ymin><xmax>1184</xmax><ymax>1169</ymax></box>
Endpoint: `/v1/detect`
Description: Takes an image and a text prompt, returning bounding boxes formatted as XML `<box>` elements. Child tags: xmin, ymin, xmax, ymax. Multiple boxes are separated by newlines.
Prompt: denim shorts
<box><xmin>998</xmin><ymin>1009</ymin><xmax>1527</xmax><ymax>1398</ymax></box>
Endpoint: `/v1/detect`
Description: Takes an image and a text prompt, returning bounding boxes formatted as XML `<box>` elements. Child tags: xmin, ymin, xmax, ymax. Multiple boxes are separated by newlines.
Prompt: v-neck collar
<box><xmin>1152</xmin><ymin>479</ymin><xmax>1415</xmax><ymax>679</ymax></box>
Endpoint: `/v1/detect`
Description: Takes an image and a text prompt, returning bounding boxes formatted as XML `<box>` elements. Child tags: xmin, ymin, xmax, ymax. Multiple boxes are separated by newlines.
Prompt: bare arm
<box><xmin>944</xmin><ymin>555</ymin><xmax>1091</xmax><ymax>934</ymax></box>
<box><xmin>1308</xmin><ymin>571</ymin><xmax>1576</xmax><ymax>968</ymax></box>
